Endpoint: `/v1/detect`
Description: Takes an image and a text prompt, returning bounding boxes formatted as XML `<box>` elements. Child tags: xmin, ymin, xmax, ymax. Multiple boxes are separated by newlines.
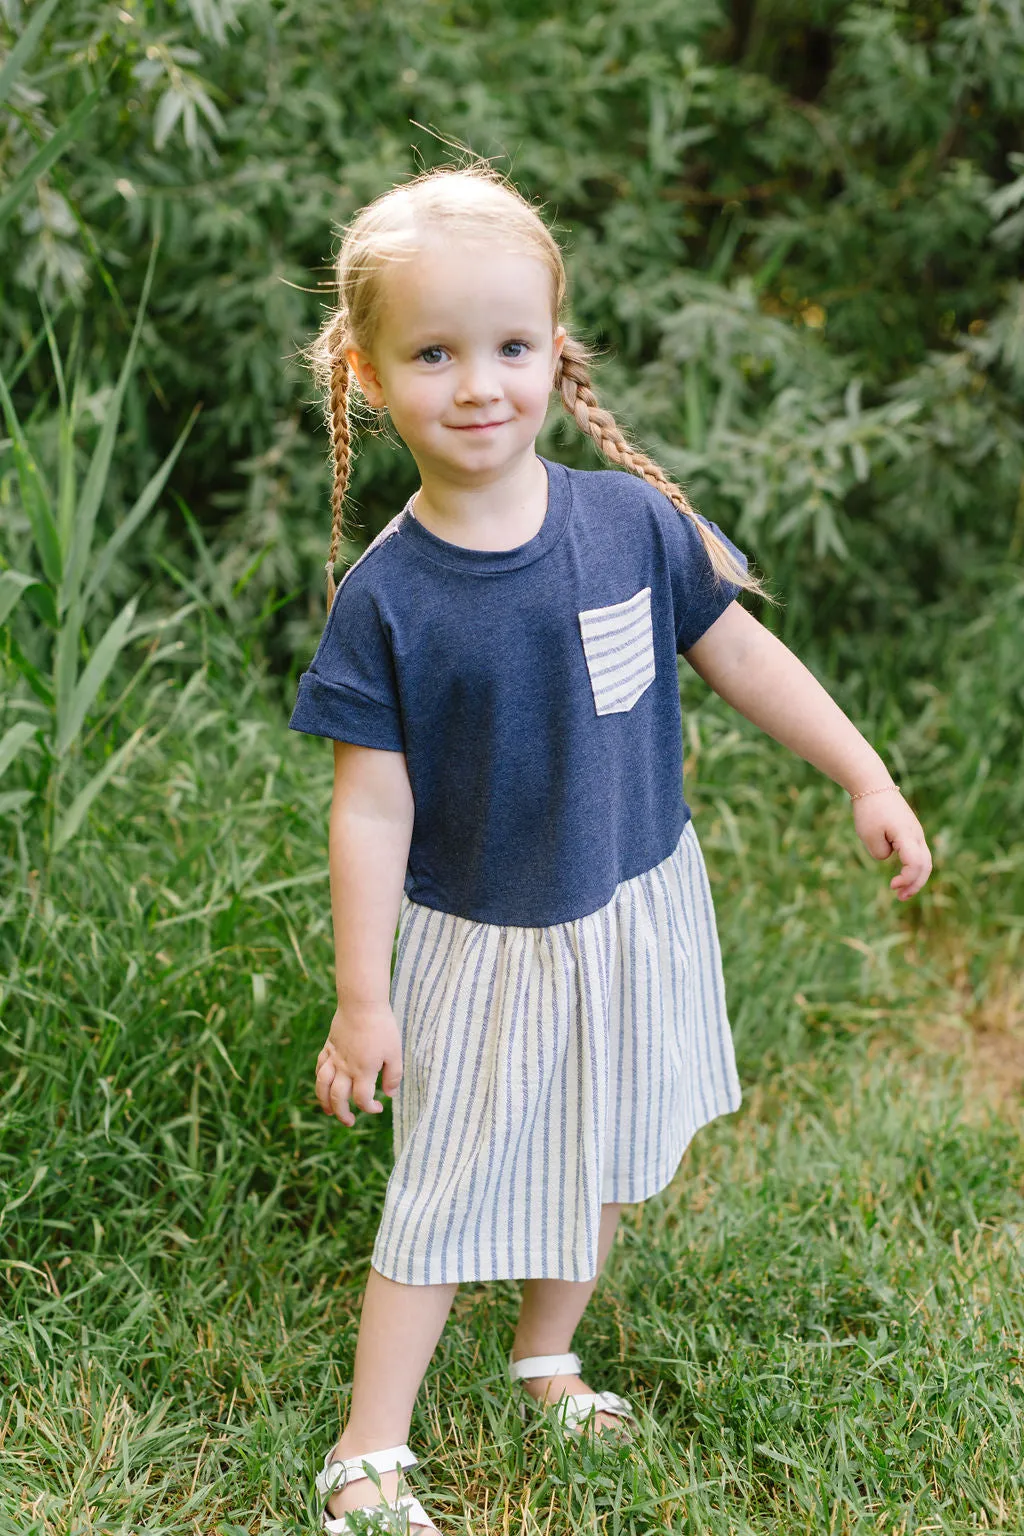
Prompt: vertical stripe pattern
<box><xmin>370</xmin><ymin>820</ymin><xmax>741</xmax><ymax>1285</ymax></box>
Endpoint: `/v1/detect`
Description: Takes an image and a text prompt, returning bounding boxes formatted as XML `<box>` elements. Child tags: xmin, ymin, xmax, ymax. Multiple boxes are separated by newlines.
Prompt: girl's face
<box><xmin>346</xmin><ymin>238</ymin><xmax>566</xmax><ymax>485</ymax></box>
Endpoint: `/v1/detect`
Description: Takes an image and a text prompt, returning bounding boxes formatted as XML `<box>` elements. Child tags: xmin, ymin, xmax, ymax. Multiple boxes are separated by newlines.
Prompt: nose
<box><xmin>453</xmin><ymin>356</ymin><xmax>502</xmax><ymax>405</ymax></box>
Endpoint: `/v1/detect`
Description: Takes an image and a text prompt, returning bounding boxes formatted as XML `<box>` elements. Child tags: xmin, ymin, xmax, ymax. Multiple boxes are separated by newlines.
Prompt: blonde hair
<box><xmin>309</xmin><ymin>163</ymin><xmax>766</xmax><ymax>610</ymax></box>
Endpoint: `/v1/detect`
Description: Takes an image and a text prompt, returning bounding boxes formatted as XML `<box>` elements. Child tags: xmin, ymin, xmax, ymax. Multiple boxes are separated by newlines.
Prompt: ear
<box><xmin>551</xmin><ymin>325</ymin><xmax>567</xmax><ymax>384</ymax></box>
<box><xmin>345</xmin><ymin>346</ymin><xmax>387</xmax><ymax>409</ymax></box>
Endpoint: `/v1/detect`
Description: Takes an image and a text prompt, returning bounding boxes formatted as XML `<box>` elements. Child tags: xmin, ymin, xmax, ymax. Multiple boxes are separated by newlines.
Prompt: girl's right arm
<box><xmin>314</xmin><ymin>739</ymin><xmax>415</xmax><ymax>1126</ymax></box>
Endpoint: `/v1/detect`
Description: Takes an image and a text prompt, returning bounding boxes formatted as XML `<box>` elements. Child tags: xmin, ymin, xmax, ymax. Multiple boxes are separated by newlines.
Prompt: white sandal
<box><xmin>508</xmin><ymin>1351</ymin><xmax>636</xmax><ymax>1439</ymax></box>
<box><xmin>315</xmin><ymin>1443</ymin><xmax>439</xmax><ymax>1534</ymax></box>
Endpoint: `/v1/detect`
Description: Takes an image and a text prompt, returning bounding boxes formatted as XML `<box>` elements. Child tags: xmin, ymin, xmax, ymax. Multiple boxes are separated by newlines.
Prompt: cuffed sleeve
<box><xmin>289</xmin><ymin>672</ymin><xmax>404</xmax><ymax>749</ymax></box>
<box><xmin>288</xmin><ymin>572</ymin><xmax>405</xmax><ymax>751</ymax></box>
<box><xmin>652</xmin><ymin>494</ymin><xmax>748</xmax><ymax>653</ymax></box>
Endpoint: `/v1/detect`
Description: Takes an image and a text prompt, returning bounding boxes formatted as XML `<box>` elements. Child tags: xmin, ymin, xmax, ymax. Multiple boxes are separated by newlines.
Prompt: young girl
<box><xmin>289</xmin><ymin>165</ymin><xmax>932</xmax><ymax>1534</ymax></box>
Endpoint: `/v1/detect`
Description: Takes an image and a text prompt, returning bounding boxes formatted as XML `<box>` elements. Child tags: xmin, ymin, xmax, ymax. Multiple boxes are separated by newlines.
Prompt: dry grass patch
<box><xmin>917</xmin><ymin>938</ymin><xmax>1024</xmax><ymax>1114</ymax></box>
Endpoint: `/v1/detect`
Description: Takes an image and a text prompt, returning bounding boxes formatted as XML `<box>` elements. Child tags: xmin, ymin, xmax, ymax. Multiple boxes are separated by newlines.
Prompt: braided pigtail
<box><xmin>307</xmin><ymin>308</ymin><xmax>353</xmax><ymax>614</ymax></box>
<box><xmin>324</xmin><ymin>313</ymin><xmax>352</xmax><ymax>613</ymax></box>
<box><xmin>554</xmin><ymin>336</ymin><xmax>767</xmax><ymax>598</ymax></box>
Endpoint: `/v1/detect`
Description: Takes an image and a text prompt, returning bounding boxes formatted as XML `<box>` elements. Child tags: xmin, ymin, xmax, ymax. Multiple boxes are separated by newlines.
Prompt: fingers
<box><xmin>314</xmin><ymin>1049</ymin><xmax>388</xmax><ymax>1125</ymax></box>
<box><xmin>314</xmin><ymin>1052</ymin><xmax>335</xmax><ymax>1114</ymax></box>
<box><xmin>330</xmin><ymin>1073</ymin><xmax>356</xmax><ymax>1127</ymax></box>
<box><xmin>854</xmin><ymin>797</ymin><xmax>933</xmax><ymax>901</ymax></box>
<box><xmin>890</xmin><ymin>837</ymin><xmax>933</xmax><ymax>900</ymax></box>
<box><xmin>350</xmin><ymin>1071</ymin><xmax>383</xmax><ymax>1117</ymax></box>
<box><xmin>315</xmin><ymin>1056</ymin><xmax>355</xmax><ymax>1125</ymax></box>
<box><xmin>860</xmin><ymin>823</ymin><xmax>896</xmax><ymax>861</ymax></box>
<box><xmin>380</xmin><ymin>1049</ymin><xmax>404</xmax><ymax>1098</ymax></box>
<box><xmin>880</xmin><ymin>820</ymin><xmax>933</xmax><ymax>900</ymax></box>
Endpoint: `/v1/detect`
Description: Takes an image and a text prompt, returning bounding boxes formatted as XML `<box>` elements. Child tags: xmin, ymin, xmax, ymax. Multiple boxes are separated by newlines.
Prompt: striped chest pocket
<box><xmin>578</xmin><ymin>586</ymin><xmax>656</xmax><ymax>716</ymax></box>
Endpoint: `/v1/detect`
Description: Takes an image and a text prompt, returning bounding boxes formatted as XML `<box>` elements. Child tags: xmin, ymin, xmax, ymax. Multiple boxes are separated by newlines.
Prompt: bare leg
<box><xmin>324</xmin><ymin>1266</ymin><xmax>458</xmax><ymax>1526</ymax></box>
<box><xmin>511</xmin><ymin>1202</ymin><xmax>626</xmax><ymax>1433</ymax></box>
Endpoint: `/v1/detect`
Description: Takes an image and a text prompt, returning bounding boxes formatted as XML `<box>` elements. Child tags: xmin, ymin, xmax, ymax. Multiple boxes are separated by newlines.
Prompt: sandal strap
<box><xmin>316</xmin><ymin>1443</ymin><xmax>417</xmax><ymax>1499</ymax></box>
<box><xmin>556</xmin><ymin>1391</ymin><xmax>633</xmax><ymax>1430</ymax></box>
<box><xmin>508</xmin><ymin>1351</ymin><xmax>582</xmax><ymax>1381</ymax></box>
<box><xmin>323</xmin><ymin>1491</ymin><xmax>437</xmax><ymax>1534</ymax></box>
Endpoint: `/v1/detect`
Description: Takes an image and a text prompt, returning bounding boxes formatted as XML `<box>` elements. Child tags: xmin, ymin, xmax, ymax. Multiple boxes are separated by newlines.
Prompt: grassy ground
<box><xmin>1</xmin><ymin>573</ymin><xmax>1022</xmax><ymax>1534</ymax></box>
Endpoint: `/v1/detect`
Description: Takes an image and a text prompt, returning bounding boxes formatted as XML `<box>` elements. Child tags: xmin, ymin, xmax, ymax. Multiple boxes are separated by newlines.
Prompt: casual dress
<box><xmin>289</xmin><ymin>458</ymin><xmax>744</xmax><ymax>1283</ymax></box>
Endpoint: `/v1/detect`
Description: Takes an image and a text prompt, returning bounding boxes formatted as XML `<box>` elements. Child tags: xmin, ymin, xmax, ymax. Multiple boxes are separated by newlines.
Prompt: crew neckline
<box><xmin>399</xmin><ymin>457</ymin><xmax>570</xmax><ymax>573</ymax></box>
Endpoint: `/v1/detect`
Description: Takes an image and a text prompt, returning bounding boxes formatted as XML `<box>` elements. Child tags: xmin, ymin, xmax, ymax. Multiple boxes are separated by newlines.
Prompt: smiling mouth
<box><xmin>448</xmin><ymin>421</ymin><xmax>509</xmax><ymax>431</ymax></box>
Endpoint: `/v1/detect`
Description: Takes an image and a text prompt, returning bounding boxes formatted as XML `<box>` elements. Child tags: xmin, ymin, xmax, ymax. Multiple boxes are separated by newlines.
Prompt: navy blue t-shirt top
<box><xmin>289</xmin><ymin>458</ymin><xmax>746</xmax><ymax>927</ymax></box>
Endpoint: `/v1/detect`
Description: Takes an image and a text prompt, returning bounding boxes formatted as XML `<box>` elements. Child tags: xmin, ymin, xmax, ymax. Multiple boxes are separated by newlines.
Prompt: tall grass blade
<box><xmin>0</xmin><ymin>366</ymin><xmax>61</xmax><ymax>586</ymax></box>
<box><xmin>0</xmin><ymin>570</ymin><xmax>56</xmax><ymax>628</ymax></box>
<box><xmin>56</xmin><ymin>387</ymin><xmax>77</xmax><ymax>559</ymax></box>
<box><xmin>0</xmin><ymin>89</ymin><xmax>101</xmax><ymax>231</ymax></box>
<box><xmin>684</xmin><ymin>360</ymin><xmax>707</xmax><ymax>453</ymax></box>
<box><xmin>0</xmin><ymin>0</ymin><xmax>60</xmax><ymax>109</ymax></box>
<box><xmin>41</xmin><ymin>302</ymin><xmax>79</xmax><ymax>558</ymax></box>
<box><xmin>41</xmin><ymin>299</ymin><xmax>68</xmax><ymax>412</ymax></box>
<box><xmin>176</xmin><ymin>496</ymin><xmax>240</xmax><ymax>624</ymax></box>
<box><xmin>1</xmin><ymin>303</ymin><xmax>71</xmax><ymax>394</ymax></box>
<box><xmin>52</xmin><ymin>590</ymin><xmax>80</xmax><ymax>750</ymax></box>
<box><xmin>51</xmin><ymin>725</ymin><xmax>145</xmax><ymax>852</ymax></box>
<box><xmin>54</xmin><ymin>596</ymin><xmax>138</xmax><ymax>758</ymax></box>
<box><xmin>83</xmin><ymin>405</ymin><xmax>201</xmax><ymax>608</ymax></box>
<box><xmin>0</xmin><ymin>722</ymin><xmax>38</xmax><ymax>779</ymax></box>
<box><xmin>61</xmin><ymin>236</ymin><xmax>159</xmax><ymax>616</ymax></box>
<box><xmin>6</xmin><ymin>632</ymin><xmax>53</xmax><ymax>705</ymax></box>
<box><xmin>0</xmin><ymin>789</ymin><xmax>33</xmax><ymax>816</ymax></box>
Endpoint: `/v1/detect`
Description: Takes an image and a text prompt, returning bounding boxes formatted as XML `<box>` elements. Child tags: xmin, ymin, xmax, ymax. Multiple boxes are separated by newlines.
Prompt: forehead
<box><xmin>374</xmin><ymin>238</ymin><xmax>556</xmax><ymax>342</ymax></box>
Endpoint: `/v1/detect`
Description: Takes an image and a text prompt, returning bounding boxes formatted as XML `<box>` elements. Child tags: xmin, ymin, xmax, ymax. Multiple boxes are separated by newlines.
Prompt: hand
<box><xmin>315</xmin><ymin>1002</ymin><xmax>403</xmax><ymax>1126</ymax></box>
<box><xmin>852</xmin><ymin>788</ymin><xmax>932</xmax><ymax>901</ymax></box>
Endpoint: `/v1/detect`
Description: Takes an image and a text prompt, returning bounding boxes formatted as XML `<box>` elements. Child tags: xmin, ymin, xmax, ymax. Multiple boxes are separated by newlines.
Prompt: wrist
<box><xmin>849</xmin><ymin>782</ymin><xmax>900</xmax><ymax>802</ymax></box>
<box><xmin>334</xmin><ymin>989</ymin><xmax>393</xmax><ymax>1018</ymax></box>
<box><xmin>841</xmin><ymin>750</ymin><xmax>896</xmax><ymax>800</ymax></box>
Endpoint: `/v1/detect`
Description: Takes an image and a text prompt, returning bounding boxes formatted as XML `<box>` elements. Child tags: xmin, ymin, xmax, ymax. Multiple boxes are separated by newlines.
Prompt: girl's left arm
<box><xmin>684</xmin><ymin>602</ymin><xmax>932</xmax><ymax>900</ymax></box>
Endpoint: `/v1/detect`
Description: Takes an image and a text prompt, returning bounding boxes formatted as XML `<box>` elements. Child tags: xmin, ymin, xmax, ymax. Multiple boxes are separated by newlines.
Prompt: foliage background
<box><xmin>3</xmin><ymin>0</ymin><xmax>1023</xmax><ymax>656</ymax></box>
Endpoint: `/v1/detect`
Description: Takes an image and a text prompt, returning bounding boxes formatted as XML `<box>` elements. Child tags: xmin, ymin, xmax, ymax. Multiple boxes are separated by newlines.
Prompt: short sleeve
<box><xmin>288</xmin><ymin>573</ymin><xmax>404</xmax><ymax>751</ymax></box>
<box><xmin>656</xmin><ymin>496</ymin><xmax>748</xmax><ymax>653</ymax></box>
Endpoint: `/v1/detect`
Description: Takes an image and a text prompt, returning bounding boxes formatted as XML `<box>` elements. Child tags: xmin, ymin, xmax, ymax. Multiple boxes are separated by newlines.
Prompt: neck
<box><xmin>411</xmin><ymin>448</ymin><xmax>548</xmax><ymax>551</ymax></box>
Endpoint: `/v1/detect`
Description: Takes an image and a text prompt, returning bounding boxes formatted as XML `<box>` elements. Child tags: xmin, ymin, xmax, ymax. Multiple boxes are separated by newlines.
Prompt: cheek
<box><xmin>393</xmin><ymin>375</ymin><xmax>446</xmax><ymax>422</ymax></box>
<box><xmin>519</xmin><ymin>358</ymin><xmax>556</xmax><ymax>408</ymax></box>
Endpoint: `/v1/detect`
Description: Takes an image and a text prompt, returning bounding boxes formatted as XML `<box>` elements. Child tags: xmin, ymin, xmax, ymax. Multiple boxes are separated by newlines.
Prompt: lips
<box><xmin>448</xmin><ymin>420</ymin><xmax>509</xmax><ymax>431</ymax></box>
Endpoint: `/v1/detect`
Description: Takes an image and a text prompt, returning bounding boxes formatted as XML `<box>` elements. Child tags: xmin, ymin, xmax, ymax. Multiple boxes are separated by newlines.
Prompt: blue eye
<box><xmin>502</xmin><ymin>340</ymin><xmax>529</xmax><ymax>358</ymax></box>
<box><xmin>418</xmin><ymin>346</ymin><xmax>447</xmax><ymax>365</ymax></box>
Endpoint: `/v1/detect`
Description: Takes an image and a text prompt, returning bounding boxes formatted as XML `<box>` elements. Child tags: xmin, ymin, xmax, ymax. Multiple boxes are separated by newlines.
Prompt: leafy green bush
<box><xmin>2</xmin><ymin>0</ymin><xmax>1022</xmax><ymax>661</ymax></box>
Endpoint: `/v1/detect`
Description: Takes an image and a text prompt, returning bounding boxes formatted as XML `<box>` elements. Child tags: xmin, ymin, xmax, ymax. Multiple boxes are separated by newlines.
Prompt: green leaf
<box><xmin>0</xmin><ymin>789</ymin><xmax>34</xmax><ymax>817</ymax></box>
<box><xmin>41</xmin><ymin>301</ymin><xmax>79</xmax><ymax>559</ymax></box>
<box><xmin>684</xmin><ymin>361</ymin><xmax>706</xmax><ymax>453</ymax></box>
<box><xmin>5</xmin><ymin>632</ymin><xmax>53</xmax><ymax>707</ymax></box>
<box><xmin>986</xmin><ymin>160</ymin><xmax>1024</xmax><ymax>222</ymax></box>
<box><xmin>177</xmin><ymin>494</ymin><xmax>241</xmax><ymax>624</ymax></box>
<box><xmin>0</xmin><ymin>722</ymin><xmax>39</xmax><ymax>779</ymax></box>
<box><xmin>54</xmin><ymin>596</ymin><xmax>139</xmax><ymax>759</ymax></box>
<box><xmin>61</xmin><ymin>237</ymin><xmax>159</xmax><ymax>616</ymax></box>
<box><xmin>5</xmin><ymin>305</ymin><xmax>66</xmax><ymax>392</ymax></box>
<box><xmin>0</xmin><ymin>570</ymin><xmax>56</xmax><ymax>628</ymax></box>
<box><xmin>0</xmin><ymin>368</ymin><xmax>61</xmax><ymax>587</ymax></box>
<box><xmin>153</xmin><ymin>89</ymin><xmax>186</xmax><ymax>151</ymax></box>
<box><xmin>53</xmin><ymin>592</ymin><xmax>81</xmax><ymax>749</ymax></box>
<box><xmin>83</xmin><ymin>405</ymin><xmax>201</xmax><ymax>608</ymax></box>
<box><xmin>0</xmin><ymin>0</ymin><xmax>61</xmax><ymax>111</ymax></box>
<box><xmin>51</xmin><ymin>726</ymin><xmax>146</xmax><ymax>853</ymax></box>
<box><xmin>0</xmin><ymin>89</ymin><xmax>101</xmax><ymax>232</ymax></box>
<box><xmin>0</xmin><ymin>1163</ymin><xmax>48</xmax><ymax>1218</ymax></box>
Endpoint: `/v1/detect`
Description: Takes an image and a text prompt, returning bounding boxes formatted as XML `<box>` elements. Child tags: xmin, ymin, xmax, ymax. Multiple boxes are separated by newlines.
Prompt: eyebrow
<box><xmin>407</xmin><ymin>324</ymin><xmax>549</xmax><ymax>347</ymax></box>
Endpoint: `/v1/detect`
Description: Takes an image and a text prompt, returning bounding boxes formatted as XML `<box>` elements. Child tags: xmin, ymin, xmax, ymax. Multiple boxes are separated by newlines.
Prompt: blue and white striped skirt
<box><xmin>370</xmin><ymin>819</ymin><xmax>741</xmax><ymax>1286</ymax></box>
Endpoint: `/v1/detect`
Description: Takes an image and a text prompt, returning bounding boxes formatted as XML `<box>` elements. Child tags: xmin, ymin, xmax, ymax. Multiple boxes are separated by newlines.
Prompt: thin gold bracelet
<box><xmin>849</xmin><ymin>783</ymin><xmax>900</xmax><ymax>802</ymax></box>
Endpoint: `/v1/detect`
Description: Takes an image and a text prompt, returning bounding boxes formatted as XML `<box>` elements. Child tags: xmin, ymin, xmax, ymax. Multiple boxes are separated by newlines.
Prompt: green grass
<box><xmin>1</xmin><ymin>575</ymin><xmax>1023</xmax><ymax>1534</ymax></box>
